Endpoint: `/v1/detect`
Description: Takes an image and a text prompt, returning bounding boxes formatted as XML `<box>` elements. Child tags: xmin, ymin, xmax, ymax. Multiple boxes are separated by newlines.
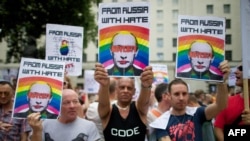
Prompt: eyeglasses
<box><xmin>237</xmin><ymin>65</ymin><xmax>242</xmax><ymax>71</ymax></box>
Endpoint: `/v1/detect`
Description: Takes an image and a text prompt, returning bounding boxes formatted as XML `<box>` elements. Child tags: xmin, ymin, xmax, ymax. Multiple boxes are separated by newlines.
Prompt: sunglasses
<box><xmin>237</xmin><ymin>65</ymin><xmax>242</xmax><ymax>71</ymax></box>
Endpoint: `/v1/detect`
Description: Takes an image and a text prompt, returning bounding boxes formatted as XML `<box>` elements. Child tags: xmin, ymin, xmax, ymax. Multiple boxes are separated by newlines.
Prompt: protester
<box><xmin>150</xmin><ymin>60</ymin><xmax>229</xmax><ymax>141</ymax></box>
<box><xmin>86</xmin><ymin>77</ymin><xmax>117</xmax><ymax>141</ymax></box>
<box><xmin>0</xmin><ymin>80</ymin><xmax>31</xmax><ymax>141</ymax></box>
<box><xmin>27</xmin><ymin>89</ymin><xmax>100</xmax><ymax>141</ymax></box>
<box><xmin>214</xmin><ymin>63</ymin><xmax>250</xmax><ymax>141</ymax></box>
<box><xmin>147</xmin><ymin>83</ymin><xmax>171</xmax><ymax>141</ymax></box>
<box><xmin>94</xmin><ymin>63</ymin><xmax>153</xmax><ymax>140</ymax></box>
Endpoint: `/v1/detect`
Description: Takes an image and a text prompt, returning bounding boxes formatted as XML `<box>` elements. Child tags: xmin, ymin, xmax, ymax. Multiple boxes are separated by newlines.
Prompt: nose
<box><xmin>179</xmin><ymin>94</ymin><xmax>184</xmax><ymax>100</ymax></box>
<box><xmin>197</xmin><ymin>61</ymin><xmax>203</xmax><ymax>64</ymax></box>
<box><xmin>121</xmin><ymin>56</ymin><xmax>127</xmax><ymax>59</ymax></box>
<box><xmin>36</xmin><ymin>101</ymin><xmax>42</xmax><ymax>104</ymax></box>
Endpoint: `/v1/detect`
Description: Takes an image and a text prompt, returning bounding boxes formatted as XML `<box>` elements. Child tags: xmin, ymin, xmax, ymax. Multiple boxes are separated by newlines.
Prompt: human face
<box><xmin>235</xmin><ymin>64</ymin><xmax>243</xmax><ymax>87</ymax></box>
<box><xmin>0</xmin><ymin>84</ymin><xmax>13</xmax><ymax>105</ymax></box>
<box><xmin>112</xmin><ymin>33</ymin><xmax>137</xmax><ymax>69</ymax></box>
<box><xmin>189</xmin><ymin>42</ymin><xmax>213</xmax><ymax>73</ymax></box>
<box><xmin>28</xmin><ymin>83</ymin><xmax>51</xmax><ymax>112</ymax></box>
<box><xmin>60</xmin><ymin>89</ymin><xmax>80</xmax><ymax>122</ymax></box>
<box><xmin>63</xmin><ymin>81</ymin><xmax>69</xmax><ymax>89</ymax></box>
<box><xmin>169</xmin><ymin>84</ymin><xmax>189</xmax><ymax>113</ymax></box>
<box><xmin>116</xmin><ymin>78</ymin><xmax>135</xmax><ymax>104</ymax></box>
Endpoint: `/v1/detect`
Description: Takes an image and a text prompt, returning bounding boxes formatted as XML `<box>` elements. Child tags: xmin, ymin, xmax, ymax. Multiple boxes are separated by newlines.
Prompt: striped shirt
<box><xmin>0</xmin><ymin>106</ymin><xmax>32</xmax><ymax>141</ymax></box>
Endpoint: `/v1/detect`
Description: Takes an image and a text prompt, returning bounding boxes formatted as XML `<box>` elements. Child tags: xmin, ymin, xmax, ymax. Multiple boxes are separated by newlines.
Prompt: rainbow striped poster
<box><xmin>151</xmin><ymin>64</ymin><xmax>169</xmax><ymax>86</ymax></box>
<box><xmin>176</xmin><ymin>15</ymin><xmax>225</xmax><ymax>82</ymax></box>
<box><xmin>12</xmin><ymin>58</ymin><xmax>65</xmax><ymax>119</ymax></box>
<box><xmin>45</xmin><ymin>24</ymin><xmax>83</xmax><ymax>76</ymax></box>
<box><xmin>98</xmin><ymin>2</ymin><xmax>150</xmax><ymax>76</ymax></box>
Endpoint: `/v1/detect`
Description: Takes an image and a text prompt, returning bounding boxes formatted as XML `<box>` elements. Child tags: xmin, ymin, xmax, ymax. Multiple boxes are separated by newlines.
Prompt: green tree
<box><xmin>0</xmin><ymin>0</ymin><xmax>102</xmax><ymax>63</ymax></box>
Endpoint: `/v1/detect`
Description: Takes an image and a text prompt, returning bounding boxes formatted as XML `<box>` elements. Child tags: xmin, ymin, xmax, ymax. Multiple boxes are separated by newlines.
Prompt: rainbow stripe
<box><xmin>177</xmin><ymin>35</ymin><xmax>224</xmax><ymax>75</ymax></box>
<box><xmin>153</xmin><ymin>71</ymin><xmax>169</xmax><ymax>84</ymax></box>
<box><xmin>99</xmin><ymin>25</ymin><xmax>149</xmax><ymax>69</ymax></box>
<box><xmin>13</xmin><ymin>76</ymin><xmax>62</xmax><ymax>115</ymax></box>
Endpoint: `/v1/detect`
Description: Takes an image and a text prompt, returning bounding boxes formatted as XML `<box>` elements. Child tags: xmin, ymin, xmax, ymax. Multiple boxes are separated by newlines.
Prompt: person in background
<box><xmin>95</xmin><ymin>63</ymin><xmax>153</xmax><ymax>140</ymax></box>
<box><xmin>0</xmin><ymin>80</ymin><xmax>31</xmax><ymax>141</ymax></box>
<box><xmin>194</xmin><ymin>89</ymin><xmax>206</xmax><ymax>106</ymax></box>
<box><xmin>63</xmin><ymin>75</ymin><xmax>73</xmax><ymax>89</ymax></box>
<box><xmin>214</xmin><ymin>63</ymin><xmax>250</xmax><ymax>141</ymax></box>
<box><xmin>27</xmin><ymin>89</ymin><xmax>100</xmax><ymax>141</ymax></box>
<box><xmin>147</xmin><ymin>83</ymin><xmax>171</xmax><ymax>141</ymax></box>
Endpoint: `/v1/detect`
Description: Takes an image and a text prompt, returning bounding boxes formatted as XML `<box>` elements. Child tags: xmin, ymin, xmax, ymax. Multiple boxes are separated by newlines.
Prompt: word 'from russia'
<box><xmin>48</xmin><ymin>30</ymin><xmax>82</xmax><ymax>38</ymax></box>
<box><xmin>102</xmin><ymin>6</ymin><xmax>148</xmax><ymax>14</ymax></box>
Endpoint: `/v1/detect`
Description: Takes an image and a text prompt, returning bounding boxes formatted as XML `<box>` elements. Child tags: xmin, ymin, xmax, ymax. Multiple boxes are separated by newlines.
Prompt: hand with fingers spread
<box><xmin>27</xmin><ymin>113</ymin><xmax>43</xmax><ymax>132</ymax></box>
<box><xmin>94</xmin><ymin>63</ymin><xmax>110</xmax><ymax>87</ymax></box>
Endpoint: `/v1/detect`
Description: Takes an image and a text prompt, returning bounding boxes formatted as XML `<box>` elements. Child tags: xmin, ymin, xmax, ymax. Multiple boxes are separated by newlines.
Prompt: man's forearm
<box><xmin>215</xmin><ymin>83</ymin><xmax>228</xmax><ymax>111</ymax></box>
<box><xmin>30</xmin><ymin>131</ymin><xmax>42</xmax><ymax>141</ymax></box>
<box><xmin>98</xmin><ymin>85</ymin><xmax>110</xmax><ymax>118</ymax></box>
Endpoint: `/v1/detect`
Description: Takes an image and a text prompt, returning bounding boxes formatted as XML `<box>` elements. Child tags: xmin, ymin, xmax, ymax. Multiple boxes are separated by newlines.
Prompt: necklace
<box><xmin>115</xmin><ymin>103</ymin><xmax>129</xmax><ymax>110</ymax></box>
<box><xmin>172</xmin><ymin>114</ymin><xmax>186</xmax><ymax>129</ymax></box>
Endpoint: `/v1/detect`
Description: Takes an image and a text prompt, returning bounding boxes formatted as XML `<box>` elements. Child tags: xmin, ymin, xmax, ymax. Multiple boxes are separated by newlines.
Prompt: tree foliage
<box><xmin>0</xmin><ymin>0</ymin><xmax>102</xmax><ymax>63</ymax></box>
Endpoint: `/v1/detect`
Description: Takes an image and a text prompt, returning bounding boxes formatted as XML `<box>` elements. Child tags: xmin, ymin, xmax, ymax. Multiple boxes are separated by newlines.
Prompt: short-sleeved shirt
<box><xmin>151</xmin><ymin>106</ymin><xmax>207</xmax><ymax>141</ymax></box>
<box><xmin>0</xmin><ymin>106</ymin><xmax>31</xmax><ymax>141</ymax></box>
<box><xmin>42</xmin><ymin>117</ymin><xmax>100</xmax><ymax>141</ymax></box>
<box><xmin>214</xmin><ymin>94</ymin><xmax>247</xmax><ymax>129</ymax></box>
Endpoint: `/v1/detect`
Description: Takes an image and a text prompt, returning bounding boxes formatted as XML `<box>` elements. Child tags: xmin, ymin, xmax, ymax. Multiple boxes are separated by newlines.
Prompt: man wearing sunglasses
<box><xmin>107</xmin><ymin>31</ymin><xmax>143</xmax><ymax>76</ymax></box>
<box><xmin>214</xmin><ymin>64</ymin><xmax>250</xmax><ymax>141</ymax></box>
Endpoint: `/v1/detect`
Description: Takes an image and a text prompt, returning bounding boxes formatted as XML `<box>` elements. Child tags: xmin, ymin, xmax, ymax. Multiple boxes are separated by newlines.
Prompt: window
<box><xmin>172</xmin><ymin>24</ymin><xmax>178</xmax><ymax>33</ymax></box>
<box><xmin>127</xmin><ymin>0</ymin><xmax>132</xmax><ymax>2</ymax></box>
<box><xmin>157</xmin><ymin>10</ymin><xmax>163</xmax><ymax>20</ymax></box>
<box><xmin>225</xmin><ymin>50</ymin><xmax>232</xmax><ymax>61</ymax></box>
<box><xmin>172</xmin><ymin>38</ymin><xmax>177</xmax><ymax>47</ymax></box>
<box><xmin>82</xmin><ymin>53</ymin><xmax>87</xmax><ymax>62</ymax></box>
<box><xmin>172</xmin><ymin>10</ymin><xmax>178</xmax><ymax>19</ymax></box>
<box><xmin>226</xmin><ymin>19</ymin><xmax>231</xmax><ymax>29</ymax></box>
<box><xmin>172</xmin><ymin>0</ymin><xmax>178</xmax><ymax>5</ymax></box>
<box><xmin>157</xmin><ymin>24</ymin><xmax>163</xmax><ymax>33</ymax></box>
<box><xmin>172</xmin><ymin>53</ymin><xmax>176</xmax><ymax>61</ymax></box>
<box><xmin>96</xmin><ymin>53</ymin><xmax>98</xmax><ymax>62</ymax></box>
<box><xmin>157</xmin><ymin>52</ymin><xmax>164</xmax><ymax>60</ymax></box>
<box><xmin>206</xmin><ymin>5</ymin><xmax>213</xmax><ymax>14</ymax></box>
<box><xmin>112</xmin><ymin>0</ymin><xmax>118</xmax><ymax>2</ymax></box>
<box><xmin>78</xmin><ymin>69</ymin><xmax>84</xmax><ymax>78</ymax></box>
<box><xmin>225</xmin><ymin>34</ymin><xmax>232</xmax><ymax>44</ymax></box>
<box><xmin>157</xmin><ymin>0</ymin><xmax>163</xmax><ymax>5</ymax></box>
<box><xmin>224</xmin><ymin>4</ymin><xmax>230</xmax><ymax>13</ymax></box>
<box><xmin>157</xmin><ymin>38</ymin><xmax>163</xmax><ymax>48</ymax></box>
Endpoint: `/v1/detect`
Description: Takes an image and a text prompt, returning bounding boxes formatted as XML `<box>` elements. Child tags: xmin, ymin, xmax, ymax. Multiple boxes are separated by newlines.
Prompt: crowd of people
<box><xmin>1</xmin><ymin>61</ymin><xmax>250</xmax><ymax>141</ymax></box>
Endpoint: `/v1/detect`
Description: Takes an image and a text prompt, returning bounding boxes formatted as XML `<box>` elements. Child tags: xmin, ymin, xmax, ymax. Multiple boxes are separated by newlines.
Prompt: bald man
<box><xmin>108</xmin><ymin>31</ymin><xmax>143</xmax><ymax>76</ymax></box>
<box><xmin>177</xmin><ymin>40</ymin><xmax>223</xmax><ymax>80</ymax></box>
<box><xmin>14</xmin><ymin>81</ymin><xmax>58</xmax><ymax>119</ymax></box>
